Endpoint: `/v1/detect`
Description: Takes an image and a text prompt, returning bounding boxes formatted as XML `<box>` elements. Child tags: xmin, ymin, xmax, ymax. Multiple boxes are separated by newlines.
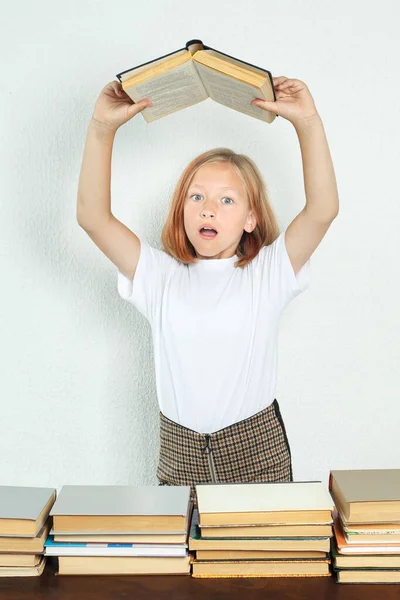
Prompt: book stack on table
<box><xmin>45</xmin><ymin>485</ymin><xmax>193</xmax><ymax>575</ymax></box>
<box><xmin>0</xmin><ymin>486</ymin><xmax>56</xmax><ymax>577</ymax></box>
<box><xmin>329</xmin><ymin>469</ymin><xmax>400</xmax><ymax>584</ymax></box>
<box><xmin>189</xmin><ymin>481</ymin><xmax>334</xmax><ymax>578</ymax></box>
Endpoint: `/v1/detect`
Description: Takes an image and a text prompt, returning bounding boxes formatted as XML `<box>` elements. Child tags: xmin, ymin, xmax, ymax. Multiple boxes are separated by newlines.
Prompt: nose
<box><xmin>201</xmin><ymin>205</ymin><xmax>216</xmax><ymax>218</ymax></box>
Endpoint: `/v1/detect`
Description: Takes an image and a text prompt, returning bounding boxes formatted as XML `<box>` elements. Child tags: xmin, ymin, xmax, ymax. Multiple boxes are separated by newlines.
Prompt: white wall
<box><xmin>1</xmin><ymin>0</ymin><xmax>399</xmax><ymax>494</ymax></box>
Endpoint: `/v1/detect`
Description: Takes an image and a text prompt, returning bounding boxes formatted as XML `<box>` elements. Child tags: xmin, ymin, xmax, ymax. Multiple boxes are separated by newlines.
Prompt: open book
<box><xmin>116</xmin><ymin>39</ymin><xmax>277</xmax><ymax>124</ymax></box>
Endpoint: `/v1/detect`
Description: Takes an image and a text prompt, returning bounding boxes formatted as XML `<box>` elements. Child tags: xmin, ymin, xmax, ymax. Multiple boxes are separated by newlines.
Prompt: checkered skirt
<box><xmin>157</xmin><ymin>399</ymin><xmax>293</xmax><ymax>507</ymax></box>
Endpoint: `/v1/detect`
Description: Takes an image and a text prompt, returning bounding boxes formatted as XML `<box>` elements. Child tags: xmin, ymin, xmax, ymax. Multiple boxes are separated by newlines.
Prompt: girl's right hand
<box><xmin>91</xmin><ymin>81</ymin><xmax>152</xmax><ymax>132</ymax></box>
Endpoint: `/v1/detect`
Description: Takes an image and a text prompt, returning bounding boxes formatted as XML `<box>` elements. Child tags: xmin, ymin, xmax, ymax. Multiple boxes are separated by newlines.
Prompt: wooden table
<box><xmin>0</xmin><ymin>558</ymin><xmax>400</xmax><ymax>599</ymax></box>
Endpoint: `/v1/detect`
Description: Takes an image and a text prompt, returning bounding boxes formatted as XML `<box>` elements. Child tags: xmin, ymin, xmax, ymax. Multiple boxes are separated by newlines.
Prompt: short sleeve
<box><xmin>260</xmin><ymin>229</ymin><xmax>310</xmax><ymax>312</ymax></box>
<box><xmin>117</xmin><ymin>237</ymin><xmax>178</xmax><ymax>323</ymax></box>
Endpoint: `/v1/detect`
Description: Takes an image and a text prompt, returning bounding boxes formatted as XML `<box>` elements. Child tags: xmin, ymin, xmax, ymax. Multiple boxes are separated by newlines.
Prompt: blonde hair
<box><xmin>161</xmin><ymin>148</ymin><xmax>280</xmax><ymax>268</ymax></box>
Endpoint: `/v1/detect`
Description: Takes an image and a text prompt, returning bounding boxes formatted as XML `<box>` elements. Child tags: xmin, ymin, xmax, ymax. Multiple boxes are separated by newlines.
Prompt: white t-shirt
<box><xmin>117</xmin><ymin>230</ymin><xmax>310</xmax><ymax>434</ymax></box>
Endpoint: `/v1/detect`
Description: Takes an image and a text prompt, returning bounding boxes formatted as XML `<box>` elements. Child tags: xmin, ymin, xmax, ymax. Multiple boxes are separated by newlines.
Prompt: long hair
<box><xmin>161</xmin><ymin>148</ymin><xmax>280</xmax><ymax>268</ymax></box>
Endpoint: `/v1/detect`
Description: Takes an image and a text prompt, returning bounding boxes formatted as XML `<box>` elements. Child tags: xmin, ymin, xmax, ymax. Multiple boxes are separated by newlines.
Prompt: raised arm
<box><xmin>252</xmin><ymin>77</ymin><xmax>339</xmax><ymax>274</ymax></box>
<box><xmin>76</xmin><ymin>81</ymin><xmax>152</xmax><ymax>280</ymax></box>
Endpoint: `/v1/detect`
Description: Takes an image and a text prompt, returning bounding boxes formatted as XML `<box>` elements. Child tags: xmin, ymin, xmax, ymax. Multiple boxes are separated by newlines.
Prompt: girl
<box><xmin>77</xmin><ymin>77</ymin><xmax>339</xmax><ymax>507</ymax></box>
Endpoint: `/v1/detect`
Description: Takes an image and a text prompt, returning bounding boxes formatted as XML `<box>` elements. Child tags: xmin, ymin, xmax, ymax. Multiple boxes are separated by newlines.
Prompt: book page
<box><xmin>193</xmin><ymin>62</ymin><xmax>274</xmax><ymax>123</ymax></box>
<box><xmin>125</xmin><ymin>61</ymin><xmax>209</xmax><ymax>122</ymax></box>
<box><xmin>119</xmin><ymin>49</ymin><xmax>188</xmax><ymax>79</ymax></box>
<box><xmin>201</xmin><ymin>49</ymin><xmax>270</xmax><ymax>79</ymax></box>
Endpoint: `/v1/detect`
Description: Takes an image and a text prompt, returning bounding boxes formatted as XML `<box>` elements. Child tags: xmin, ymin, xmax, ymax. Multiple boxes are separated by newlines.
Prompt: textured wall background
<box><xmin>1</xmin><ymin>0</ymin><xmax>399</xmax><ymax>494</ymax></box>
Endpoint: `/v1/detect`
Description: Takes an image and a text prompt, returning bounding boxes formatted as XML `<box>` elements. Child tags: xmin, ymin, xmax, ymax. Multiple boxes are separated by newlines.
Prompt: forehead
<box><xmin>190</xmin><ymin>163</ymin><xmax>244</xmax><ymax>192</ymax></box>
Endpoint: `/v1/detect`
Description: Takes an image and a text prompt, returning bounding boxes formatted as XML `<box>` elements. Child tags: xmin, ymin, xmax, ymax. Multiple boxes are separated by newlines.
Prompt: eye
<box><xmin>191</xmin><ymin>194</ymin><xmax>202</xmax><ymax>201</ymax></box>
<box><xmin>222</xmin><ymin>197</ymin><xmax>233</xmax><ymax>204</ymax></box>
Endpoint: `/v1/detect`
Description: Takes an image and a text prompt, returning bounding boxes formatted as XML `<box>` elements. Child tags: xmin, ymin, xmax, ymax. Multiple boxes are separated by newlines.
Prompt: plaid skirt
<box><xmin>157</xmin><ymin>399</ymin><xmax>293</xmax><ymax>508</ymax></box>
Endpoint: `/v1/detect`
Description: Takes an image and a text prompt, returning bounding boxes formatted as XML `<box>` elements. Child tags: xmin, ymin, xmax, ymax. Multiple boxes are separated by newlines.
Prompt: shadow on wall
<box><xmin>6</xmin><ymin>90</ymin><xmax>170</xmax><ymax>485</ymax></box>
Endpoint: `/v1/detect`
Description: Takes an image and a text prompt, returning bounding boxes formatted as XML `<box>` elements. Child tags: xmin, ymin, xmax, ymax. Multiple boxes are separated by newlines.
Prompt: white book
<box><xmin>196</xmin><ymin>482</ymin><xmax>334</xmax><ymax>515</ymax></box>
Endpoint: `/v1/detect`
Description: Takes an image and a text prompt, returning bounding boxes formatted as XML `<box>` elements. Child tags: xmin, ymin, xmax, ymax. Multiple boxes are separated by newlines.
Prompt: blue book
<box><xmin>44</xmin><ymin>535</ymin><xmax>187</xmax><ymax>557</ymax></box>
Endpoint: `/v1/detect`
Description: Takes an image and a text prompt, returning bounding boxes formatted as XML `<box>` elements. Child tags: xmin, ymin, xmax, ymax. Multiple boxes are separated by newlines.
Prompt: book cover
<box><xmin>196</xmin><ymin>481</ymin><xmax>334</xmax><ymax>515</ymax></box>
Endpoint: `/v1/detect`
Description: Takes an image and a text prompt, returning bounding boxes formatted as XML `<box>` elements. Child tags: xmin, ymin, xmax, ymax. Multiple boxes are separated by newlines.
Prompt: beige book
<box><xmin>196</xmin><ymin>482</ymin><xmax>333</xmax><ymax>526</ymax></box>
<box><xmin>196</xmin><ymin>550</ymin><xmax>328</xmax><ymax>560</ymax></box>
<box><xmin>0</xmin><ymin>556</ymin><xmax>46</xmax><ymax>577</ymax></box>
<box><xmin>117</xmin><ymin>39</ymin><xmax>276</xmax><ymax>124</ymax></box>
<box><xmin>200</xmin><ymin>523</ymin><xmax>333</xmax><ymax>538</ymax></box>
<box><xmin>0</xmin><ymin>520</ymin><xmax>50</xmax><ymax>553</ymax></box>
<box><xmin>0</xmin><ymin>554</ymin><xmax>42</xmax><ymax>567</ymax></box>
<box><xmin>51</xmin><ymin>485</ymin><xmax>191</xmax><ymax>533</ymax></box>
<box><xmin>58</xmin><ymin>555</ymin><xmax>190</xmax><ymax>575</ymax></box>
<box><xmin>192</xmin><ymin>559</ymin><xmax>330</xmax><ymax>578</ymax></box>
<box><xmin>336</xmin><ymin>569</ymin><xmax>400</xmax><ymax>584</ymax></box>
<box><xmin>330</xmin><ymin>469</ymin><xmax>400</xmax><ymax>523</ymax></box>
<box><xmin>333</xmin><ymin>553</ymin><xmax>400</xmax><ymax>569</ymax></box>
<box><xmin>0</xmin><ymin>486</ymin><xmax>56</xmax><ymax>536</ymax></box>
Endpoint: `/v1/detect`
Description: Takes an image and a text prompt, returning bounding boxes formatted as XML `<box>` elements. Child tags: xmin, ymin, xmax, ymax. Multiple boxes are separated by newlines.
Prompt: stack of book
<box><xmin>330</xmin><ymin>469</ymin><xmax>400</xmax><ymax>584</ymax></box>
<box><xmin>0</xmin><ymin>486</ymin><xmax>56</xmax><ymax>577</ymax></box>
<box><xmin>189</xmin><ymin>481</ymin><xmax>334</xmax><ymax>578</ymax></box>
<box><xmin>45</xmin><ymin>485</ymin><xmax>193</xmax><ymax>575</ymax></box>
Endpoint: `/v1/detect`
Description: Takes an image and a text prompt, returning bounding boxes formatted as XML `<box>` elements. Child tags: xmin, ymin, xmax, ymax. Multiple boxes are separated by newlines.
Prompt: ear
<box><xmin>244</xmin><ymin>212</ymin><xmax>257</xmax><ymax>233</ymax></box>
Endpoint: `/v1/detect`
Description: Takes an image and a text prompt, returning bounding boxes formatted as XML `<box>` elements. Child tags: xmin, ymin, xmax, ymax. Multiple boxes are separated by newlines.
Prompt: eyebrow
<box><xmin>189</xmin><ymin>184</ymin><xmax>238</xmax><ymax>192</ymax></box>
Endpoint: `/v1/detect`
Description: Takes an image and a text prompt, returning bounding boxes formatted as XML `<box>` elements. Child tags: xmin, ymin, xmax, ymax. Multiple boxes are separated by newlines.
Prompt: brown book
<box><xmin>196</xmin><ymin>550</ymin><xmax>328</xmax><ymax>560</ymax></box>
<box><xmin>0</xmin><ymin>520</ymin><xmax>50</xmax><ymax>553</ymax></box>
<box><xmin>58</xmin><ymin>555</ymin><xmax>191</xmax><ymax>575</ymax></box>
<box><xmin>329</xmin><ymin>469</ymin><xmax>400</xmax><ymax>523</ymax></box>
<box><xmin>116</xmin><ymin>39</ymin><xmax>276</xmax><ymax>124</ymax></box>
<box><xmin>200</xmin><ymin>523</ymin><xmax>333</xmax><ymax>539</ymax></box>
<box><xmin>0</xmin><ymin>486</ymin><xmax>56</xmax><ymax>536</ymax></box>
<box><xmin>0</xmin><ymin>556</ymin><xmax>46</xmax><ymax>577</ymax></box>
<box><xmin>192</xmin><ymin>558</ymin><xmax>331</xmax><ymax>578</ymax></box>
<box><xmin>336</xmin><ymin>569</ymin><xmax>400</xmax><ymax>584</ymax></box>
<box><xmin>0</xmin><ymin>554</ymin><xmax>42</xmax><ymax>567</ymax></box>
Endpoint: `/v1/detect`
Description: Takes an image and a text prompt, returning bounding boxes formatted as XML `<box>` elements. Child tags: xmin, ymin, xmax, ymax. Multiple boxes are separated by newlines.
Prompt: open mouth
<box><xmin>199</xmin><ymin>227</ymin><xmax>218</xmax><ymax>239</ymax></box>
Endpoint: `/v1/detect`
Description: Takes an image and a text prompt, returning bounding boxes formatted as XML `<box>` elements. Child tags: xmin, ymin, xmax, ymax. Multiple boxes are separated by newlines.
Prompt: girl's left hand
<box><xmin>251</xmin><ymin>76</ymin><xmax>319</xmax><ymax>125</ymax></box>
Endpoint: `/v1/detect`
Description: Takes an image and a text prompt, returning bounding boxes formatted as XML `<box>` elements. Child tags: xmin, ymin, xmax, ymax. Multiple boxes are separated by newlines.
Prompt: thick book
<box><xmin>50</xmin><ymin>485</ymin><xmax>192</xmax><ymax>534</ymax></box>
<box><xmin>57</xmin><ymin>555</ymin><xmax>191</xmax><ymax>575</ymax></box>
<box><xmin>0</xmin><ymin>520</ymin><xmax>50</xmax><ymax>554</ymax></box>
<box><xmin>0</xmin><ymin>554</ymin><xmax>42</xmax><ymax>568</ymax></box>
<box><xmin>116</xmin><ymin>39</ymin><xmax>276</xmax><ymax>124</ymax></box>
<box><xmin>0</xmin><ymin>556</ymin><xmax>46</xmax><ymax>577</ymax></box>
<box><xmin>192</xmin><ymin>559</ymin><xmax>331</xmax><ymax>578</ymax></box>
<box><xmin>335</xmin><ymin>568</ymin><xmax>400</xmax><ymax>584</ymax></box>
<box><xmin>0</xmin><ymin>486</ymin><xmax>56</xmax><ymax>537</ymax></box>
<box><xmin>196</xmin><ymin>481</ymin><xmax>334</xmax><ymax>526</ymax></box>
<box><xmin>331</xmin><ymin>539</ymin><xmax>400</xmax><ymax>569</ymax></box>
<box><xmin>189</xmin><ymin>509</ymin><xmax>330</xmax><ymax>553</ymax></box>
<box><xmin>329</xmin><ymin>469</ymin><xmax>400</xmax><ymax>523</ymax></box>
<box><xmin>44</xmin><ymin>536</ymin><xmax>187</xmax><ymax>557</ymax></box>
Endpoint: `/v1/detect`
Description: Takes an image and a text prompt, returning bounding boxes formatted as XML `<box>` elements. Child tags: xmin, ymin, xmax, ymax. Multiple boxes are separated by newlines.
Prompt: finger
<box><xmin>251</xmin><ymin>99</ymin><xmax>279</xmax><ymax>115</ymax></box>
<box><xmin>128</xmin><ymin>99</ymin><xmax>153</xmax><ymax>115</ymax></box>
<box><xmin>273</xmin><ymin>76</ymin><xmax>288</xmax><ymax>85</ymax></box>
<box><xmin>109</xmin><ymin>81</ymin><xmax>122</xmax><ymax>96</ymax></box>
<box><xmin>279</xmin><ymin>79</ymin><xmax>302</xmax><ymax>89</ymax></box>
